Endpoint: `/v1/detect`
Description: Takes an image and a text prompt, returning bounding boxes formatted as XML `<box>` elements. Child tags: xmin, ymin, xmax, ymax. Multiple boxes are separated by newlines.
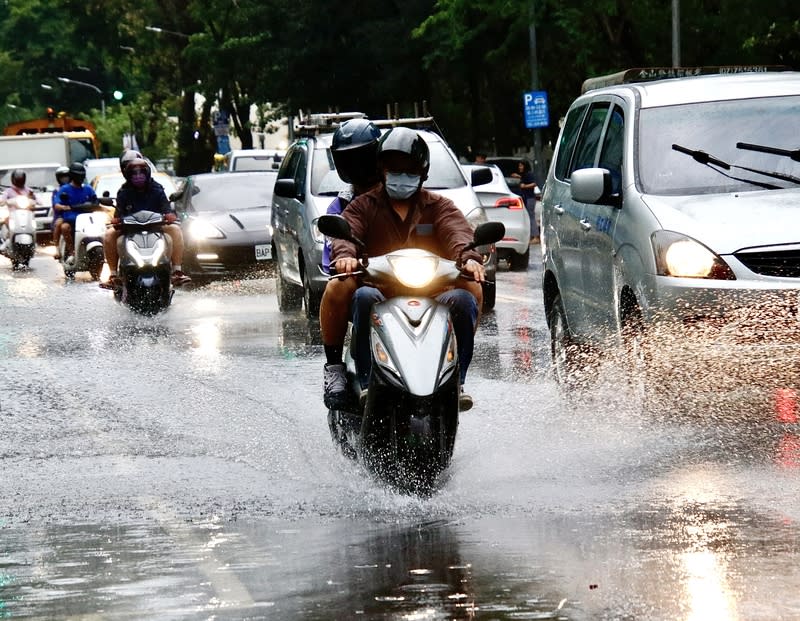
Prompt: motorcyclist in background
<box><xmin>0</xmin><ymin>169</ymin><xmax>38</xmax><ymax>252</ymax></box>
<box><xmin>51</xmin><ymin>165</ymin><xmax>70</xmax><ymax>259</ymax></box>
<box><xmin>99</xmin><ymin>157</ymin><xmax>191</xmax><ymax>290</ymax></box>
<box><xmin>319</xmin><ymin>127</ymin><xmax>485</xmax><ymax>411</ymax></box>
<box><xmin>52</xmin><ymin>162</ymin><xmax>98</xmax><ymax>264</ymax></box>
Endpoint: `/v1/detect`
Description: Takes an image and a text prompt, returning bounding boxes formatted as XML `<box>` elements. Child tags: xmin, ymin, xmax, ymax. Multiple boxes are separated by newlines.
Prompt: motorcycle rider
<box><xmin>322</xmin><ymin>117</ymin><xmax>383</xmax><ymax>273</ymax></box>
<box><xmin>0</xmin><ymin>169</ymin><xmax>37</xmax><ymax>252</ymax></box>
<box><xmin>319</xmin><ymin>127</ymin><xmax>486</xmax><ymax>411</ymax></box>
<box><xmin>99</xmin><ymin>157</ymin><xmax>191</xmax><ymax>290</ymax></box>
<box><xmin>52</xmin><ymin>162</ymin><xmax>98</xmax><ymax>264</ymax></box>
<box><xmin>50</xmin><ymin>165</ymin><xmax>70</xmax><ymax>259</ymax></box>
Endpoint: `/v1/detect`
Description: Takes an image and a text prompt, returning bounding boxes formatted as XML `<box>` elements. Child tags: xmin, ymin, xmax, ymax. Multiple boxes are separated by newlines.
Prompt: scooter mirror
<box><xmin>472</xmin><ymin>221</ymin><xmax>505</xmax><ymax>247</ymax></box>
<box><xmin>317</xmin><ymin>214</ymin><xmax>352</xmax><ymax>241</ymax></box>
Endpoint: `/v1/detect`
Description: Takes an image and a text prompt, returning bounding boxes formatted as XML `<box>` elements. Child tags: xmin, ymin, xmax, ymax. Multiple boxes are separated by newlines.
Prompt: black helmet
<box><xmin>331</xmin><ymin>118</ymin><xmax>381</xmax><ymax>187</ymax></box>
<box><xmin>68</xmin><ymin>162</ymin><xmax>86</xmax><ymax>184</ymax></box>
<box><xmin>55</xmin><ymin>166</ymin><xmax>70</xmax><ymax>184</ymax></box>
<box><xmin>11</xmin><ymin>169</ymin><xmax>26</xmax><ymax>188</ymax></box>
<box><xmin>119</xmin><ymin>149</ymin><xmax>144</xmax><ymax>174</ymax></box>
<box><xmin>377</xmin><ymin>127</ymin><xmax>430</xmax><ymax>180</ymax></box>
<box><xmin>123</xmin><ymin>157</ymin><xmax>151</xmax><ymax>183</ymax></box>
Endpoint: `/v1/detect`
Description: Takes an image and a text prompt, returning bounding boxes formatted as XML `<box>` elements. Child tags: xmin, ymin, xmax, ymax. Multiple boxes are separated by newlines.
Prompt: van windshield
<box><xmin>638</xmin><ymin>95</ymin><xmax>800</xmax><ymax>195</ymax></box>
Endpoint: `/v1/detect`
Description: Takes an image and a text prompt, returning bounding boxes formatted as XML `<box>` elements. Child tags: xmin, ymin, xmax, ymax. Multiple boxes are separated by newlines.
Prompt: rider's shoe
<box><xmin>171</xmin><ymin>270</ymin><xmax>192</xmax><ymax>286</ymax></box>
<box><xmin>99</xmin><ymin>274</ymin><xmax>121</xmax><ymax>290</ymax></box>
<box><xmin>458</xmin><ymin>387</ymin><xmax>473</xmax><ymax>412</ymax></box>
<box><xmin>323</xmin><ymin>363</ymin><xmax>350</xmax><ymax>410</ymax></box>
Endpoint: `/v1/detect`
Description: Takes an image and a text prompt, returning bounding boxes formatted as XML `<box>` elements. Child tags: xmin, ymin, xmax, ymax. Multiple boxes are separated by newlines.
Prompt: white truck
<box><xmin>0</xmin><ymin>132</ymin><xmax>96</xmax><ymax>168</ymax></box>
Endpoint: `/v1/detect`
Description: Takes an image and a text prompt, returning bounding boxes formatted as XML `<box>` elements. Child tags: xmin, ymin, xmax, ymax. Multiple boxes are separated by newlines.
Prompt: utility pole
<box><xmin>672</xmin><ymin>0</ymin><xmax>681</xmax><ymax>67</ymax></box>
<box><xmin>528</xmin><ymin>2</ymin><xmax>544</xmax><ymax>185</ymax></box>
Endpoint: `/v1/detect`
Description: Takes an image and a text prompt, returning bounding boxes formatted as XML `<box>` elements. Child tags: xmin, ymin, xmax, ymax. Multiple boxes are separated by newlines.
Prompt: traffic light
<box><xmin>113</xmin><ymin>90</ymin><xmax>123</xmax><ymax>101</ymax></box>
<box><xmin>46</xmin><ymin>107</ymin><xmax>56</xmax><ymax>120</ymax></box>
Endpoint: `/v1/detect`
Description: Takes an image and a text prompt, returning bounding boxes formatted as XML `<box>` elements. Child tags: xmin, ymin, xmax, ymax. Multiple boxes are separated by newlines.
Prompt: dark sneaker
<box><xmin>99</xmin><ymin>275</ymin><xmax>121</xmax><ymax>290</ymax></box>
<box><xmin>171</xmin><ymin>270</ymin><xmax>192</xmax><ymax>286</ymax></box>
<box><xmin>323</xmin><ymin>363</ymin><xmax>350</xmax><ymax>409</ymax></box>
<box><xmin>458</xmin><ymin>388</ymin><xmax>473</xmax><ymax>412</ymax></box>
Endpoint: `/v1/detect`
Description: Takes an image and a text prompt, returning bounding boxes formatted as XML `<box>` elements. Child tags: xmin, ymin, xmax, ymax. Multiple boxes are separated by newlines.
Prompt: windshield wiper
<box><xmin>737</xmin><ymin>141</ymin><xmax>800</xmax><ymax>163</ymax></box>
<box><xmin>671</xmin><ymin>143</ymin><xmax>800</xmax><ymax>189</ymax></box>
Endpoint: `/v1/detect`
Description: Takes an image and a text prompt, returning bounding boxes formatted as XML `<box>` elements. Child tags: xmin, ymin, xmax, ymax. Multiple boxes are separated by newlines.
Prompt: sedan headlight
<box><xmin>387</xmin><ymin>249</ymin><xmax>439</xmax><ymax>288</ymax></box>
<box><xmin>189</xmin><ymin>218</ymin><xmax>224</xmax><ymax>240</ymax></box>
<box><xmin>651</xmin><ymin>231</ymin><xmax>735</xmax><ymax>279</ymax></box>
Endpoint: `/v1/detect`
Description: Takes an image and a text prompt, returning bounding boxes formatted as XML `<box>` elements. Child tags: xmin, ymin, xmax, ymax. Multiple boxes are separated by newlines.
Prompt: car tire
<box><xmin>276</xmin><ymin>261</ymin><xmax>302</xmax><ymax>312</ymax></box>
<box><xmin>509</xmin><ymin>248</ymin><xmax>530</xmax><ymax>271</ymax></box>
<box><xmin>548</xmin><ymin>292</ymin><xmax>593</xmax><ymax>389</ymax></box>
<box><xmin>302</xmin><ymin>264</ymin><xmax>321</xmax><ymax>319</ymax></box>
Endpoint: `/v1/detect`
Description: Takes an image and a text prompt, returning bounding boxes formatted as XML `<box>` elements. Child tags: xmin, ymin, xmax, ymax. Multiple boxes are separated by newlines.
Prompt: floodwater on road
<box><xmin>1</xmin><ymin>252</ymin><xmax>799</xmax><ymax>620</ymax></box>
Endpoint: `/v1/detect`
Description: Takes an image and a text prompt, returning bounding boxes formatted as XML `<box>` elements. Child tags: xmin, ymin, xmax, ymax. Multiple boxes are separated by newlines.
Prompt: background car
<box><xmin>541</xmin><ymin>67</ymin><xmax>800</xmax><ymax>401</ymax></box>
<box><xmin>463</xmin><ymin>163</ymin><xmax>530</xmax><ymax>271</ymax></box>
<box><xmin>271</xmin><ymin>115</ymin><xmax>498</xmax><ymax>319</ymax></box>
<box><xmin>485</xmin><ymin>155</ymin><xmax>533</xmax><ymax>193</ymax></box>
<box><xmin>1</xmin><ymin>163</ymin><xmax>60</xmax><ymax>242</ymax></box>
<box><xmin>172</xmin><ymin>170</ymin><xmax>276</xmax><ymax>281</ymax></box>
<box><xmin>226</xmin><ymin>149</ymin><xmax>284</xmax><ymax>172</ymax></box>
<box><xmin>91</xmin><ymin>171</ymin><xmax>179</xmax><ymax>200</ymax></box>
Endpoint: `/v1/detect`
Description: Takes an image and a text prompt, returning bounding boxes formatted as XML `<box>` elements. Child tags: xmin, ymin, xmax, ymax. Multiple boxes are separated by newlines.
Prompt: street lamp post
<box><xmin>57</xmin><ymin>76</ymin><xmax>105</xmax><ymax>119</ymax></box>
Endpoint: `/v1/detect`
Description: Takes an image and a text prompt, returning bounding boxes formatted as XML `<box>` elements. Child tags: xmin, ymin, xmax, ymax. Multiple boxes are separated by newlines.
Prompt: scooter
<box><xmin>111</xmin><ymin>209</ymin><xmax>174</xmax><ymax>315</ymax></box>
<box><xmin>318</xmin><ymin>214</ymin><xmax>505</xmax><ymax>495</ymax></box>
<box><xmin>0</xmin><ymin>194</ymin><xmax>37</xmax><ymax>270</ymax></box>
<box><xmin>58</xmin><ymin>202</ymin><xmax>109</xmax><ymax>281</ymax></box>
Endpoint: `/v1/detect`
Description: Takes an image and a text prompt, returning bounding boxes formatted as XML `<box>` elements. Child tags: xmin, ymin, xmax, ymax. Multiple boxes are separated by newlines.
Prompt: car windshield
<box><xmin>638</xmin><ymin>95</ymin><xmax>800</xmax><ymax>195</ymax></box>
<box><xmin>0</xmin><ymin>166</ymin><xmax>58</xmax><ymax>191</ymax></box>
<box><xmin>190</xmin><ymin>173</ymin><xmax>275</xmax><ymax>211</ymax></box>
<box><xmin>231</xmin><ymin>156</ymin><xmax>277</xmax><ymax>172</ymax></box>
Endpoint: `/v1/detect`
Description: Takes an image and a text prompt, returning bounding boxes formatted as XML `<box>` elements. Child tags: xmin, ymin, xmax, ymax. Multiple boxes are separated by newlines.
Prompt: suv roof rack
<box><xmin>581</xmin><ymin>65</ymin><xmax>792</xmax><ymax>94</ymax></box>
<box><xmin>295</xmin><ymin>111</ymin><xmax>438</xmax><ymax>137</ymax></box>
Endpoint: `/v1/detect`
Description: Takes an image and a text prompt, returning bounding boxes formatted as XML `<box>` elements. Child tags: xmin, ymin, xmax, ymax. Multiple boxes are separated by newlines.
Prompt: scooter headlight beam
<box><xmin>387</xmin><ymin>249</ymin><xmax>438</xmax><ymax>288</ymax></box>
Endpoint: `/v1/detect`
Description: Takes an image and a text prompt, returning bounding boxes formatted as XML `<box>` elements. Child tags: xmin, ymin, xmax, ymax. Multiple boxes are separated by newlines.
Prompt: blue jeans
<box><xmin>351</xmin><ymin>286</ymin><xmax>478</xmax><ymax>389</ymax></box>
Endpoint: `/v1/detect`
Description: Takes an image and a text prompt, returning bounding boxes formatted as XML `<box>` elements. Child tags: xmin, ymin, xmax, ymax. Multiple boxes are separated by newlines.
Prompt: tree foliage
<box><xmin>1</xmin><ymin>0</ymin><xmax>798</xmax><ymax>172</ymax></box>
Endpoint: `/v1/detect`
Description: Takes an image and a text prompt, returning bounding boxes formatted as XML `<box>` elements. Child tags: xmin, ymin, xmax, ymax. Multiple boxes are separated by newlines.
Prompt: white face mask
<box><xmin>385</xmin><ymin>172</ymin><xmax>420</xmax><ymax>200</ymax></box>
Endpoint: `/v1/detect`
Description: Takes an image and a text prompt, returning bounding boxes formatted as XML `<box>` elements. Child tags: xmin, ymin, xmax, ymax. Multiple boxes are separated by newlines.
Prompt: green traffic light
<box><xmin>113</xmin><ymin>90</ymin><xmax>123</xmax><ymax>101</ymax></box>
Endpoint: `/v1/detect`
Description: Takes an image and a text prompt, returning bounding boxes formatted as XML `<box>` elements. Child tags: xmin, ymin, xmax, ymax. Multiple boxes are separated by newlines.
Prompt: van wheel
<box><xmin>548</xmin><ymin>293</ymin><xmax>591</xmax><ymax>388</ymax></box>
<box><xmin>276</xmin><ymin>262</ymin><xmax>302</xmax><ymax>312</ymax></box>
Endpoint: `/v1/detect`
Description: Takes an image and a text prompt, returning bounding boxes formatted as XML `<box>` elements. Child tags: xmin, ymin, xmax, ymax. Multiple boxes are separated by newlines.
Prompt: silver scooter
<box><xmin>318</xmin><ymin>214</ymin><xmax>504</xmax><ymax>495</ymax></box>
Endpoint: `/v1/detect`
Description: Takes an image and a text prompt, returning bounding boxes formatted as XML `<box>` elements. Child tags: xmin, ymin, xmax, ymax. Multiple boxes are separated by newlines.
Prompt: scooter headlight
<box><xmin>387</xmin><ymin>249</ymin><xmax>439</xmax><ymax>288</ymax></box>
<box><xmin>12</xmin><ymin>196</ymin><xmax>33</xmax><ymax>210</ymax></box>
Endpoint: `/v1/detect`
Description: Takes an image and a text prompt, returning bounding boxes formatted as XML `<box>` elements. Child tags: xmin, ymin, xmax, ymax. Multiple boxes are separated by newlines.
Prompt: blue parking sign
<box><xmin>523</xmin><ymin>91</ymin><xmax>549</xmax><ymax>129</ymax></box>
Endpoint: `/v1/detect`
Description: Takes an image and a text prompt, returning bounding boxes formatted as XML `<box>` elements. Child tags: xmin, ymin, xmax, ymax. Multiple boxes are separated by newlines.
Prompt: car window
<box><xmin>598</xmin><ymin>105</ymin><xmax>625</xmax><ymax>193</ymax></box>
<box><xmin>311</xmin><ymin>143</ymin><xmax>349</xmax><ymax>196</ymax></box>
<box><xmin>231</xmin><ymin>156</ymin><xmax>275</xmax><ymax>172</ymax></box>
<box><xmin>278</xmin><ymin>147</ymin><xmax>302</xmax><ymax>182</ymax></box>
<box><xmin>569</xmin><ymin>103</ymin><xmax>610</xmax><ymax>176</ymax></box>
<box><xmin>638</xmin><ymin>94</ymin><xmax>800</xmax><ymax>195</ymax></box>
<box><xmin>554</xmin><ymin>104</ymin><xmax>588</xmax><ymax>181</ymax></box>
<box><xmin>0</xmin><ymin>166</ymin><xmax>58</xmax><ymax>191</ymax></box>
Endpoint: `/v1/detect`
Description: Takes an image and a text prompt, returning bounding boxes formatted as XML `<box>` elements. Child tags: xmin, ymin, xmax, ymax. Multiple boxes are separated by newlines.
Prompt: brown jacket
<box><xmin>330</xmin><ymin>185</ymin><xmax>483</xmax><ymax>265</ymax></box>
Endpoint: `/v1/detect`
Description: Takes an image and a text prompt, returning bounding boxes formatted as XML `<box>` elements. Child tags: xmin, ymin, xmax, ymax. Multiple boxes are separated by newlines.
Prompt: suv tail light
<box><xmin>495</xmin><ymin>196</ymin><xmax>523</xmax><ymax>210</ymax></box>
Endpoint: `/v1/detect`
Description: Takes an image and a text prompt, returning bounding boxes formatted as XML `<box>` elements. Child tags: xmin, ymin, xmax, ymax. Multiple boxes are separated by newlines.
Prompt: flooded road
<box><xmin>2</xmin><ymin>250</ymin><xmax>799</xmax><ymax>620</ymax></box>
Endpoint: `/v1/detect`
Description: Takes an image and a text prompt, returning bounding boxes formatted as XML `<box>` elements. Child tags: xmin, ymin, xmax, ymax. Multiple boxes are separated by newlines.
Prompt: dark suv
<box><xmin>271</xmin><ymin>114</ymin><xmax>498</xmax><ymax>318</ymax></box>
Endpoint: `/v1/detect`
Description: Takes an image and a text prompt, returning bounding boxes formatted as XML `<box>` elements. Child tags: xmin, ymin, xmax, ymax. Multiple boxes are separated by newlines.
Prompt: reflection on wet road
<box><xmin>1</xmin><ymin>253</ymin><xmax>799</xmax><ymax>620</ymax></box>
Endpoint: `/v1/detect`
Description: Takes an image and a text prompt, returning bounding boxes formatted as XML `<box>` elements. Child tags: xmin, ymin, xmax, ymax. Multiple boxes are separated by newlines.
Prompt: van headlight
<box><xmin>651</xmin><ymin>231</ymin><xmax>735</xmax><ymax>280</ymax></box>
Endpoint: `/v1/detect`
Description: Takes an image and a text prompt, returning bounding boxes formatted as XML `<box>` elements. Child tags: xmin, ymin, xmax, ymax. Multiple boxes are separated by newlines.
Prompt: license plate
<box><xmin>255</xmin><ymin>244</ymin><xmax>272</xmax><ymax>260</ymax></box>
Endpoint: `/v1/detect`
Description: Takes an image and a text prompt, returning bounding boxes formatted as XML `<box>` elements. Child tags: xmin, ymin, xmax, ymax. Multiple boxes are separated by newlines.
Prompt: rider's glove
<box><xmin>164</xmin><ymin>213</ymin><xmax>177</xmax><ymax>224</ymax></box>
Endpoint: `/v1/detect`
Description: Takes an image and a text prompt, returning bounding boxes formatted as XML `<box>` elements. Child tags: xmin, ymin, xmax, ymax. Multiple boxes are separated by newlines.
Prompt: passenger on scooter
<box><xmin>0</xmin><ymin>169</ymin><xmax>37</xmax><ymax>252</ymax></box>
<box><xmin>100</xmin><ymin>157</ymin><xmax>191</xmax><ymax>290</ymax></box>
<box><xmin>322</xmin><ymin>118</ymin><xmax>383</xmax><ymax>273</ymax></box>
<box><xmin>51</xmin><ymin>166</ymin><xmax>70</xmax><ymax>259</ymax></box>
<box><xmin>53</xmin><ymin>162</ymin><xmax>98</xmax><ymax>265</ymax></box>
<box><xmin>319</xmin><ymin>127</ymin><xmax>486</xmax><ymax>412</ymax></box>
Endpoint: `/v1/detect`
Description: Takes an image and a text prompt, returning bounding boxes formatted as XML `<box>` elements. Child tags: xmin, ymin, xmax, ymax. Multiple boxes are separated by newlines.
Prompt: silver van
<box><xmin>541</xmin><ymin>68</ymin><xmax>800</xmax><ymax>392</ymax></box>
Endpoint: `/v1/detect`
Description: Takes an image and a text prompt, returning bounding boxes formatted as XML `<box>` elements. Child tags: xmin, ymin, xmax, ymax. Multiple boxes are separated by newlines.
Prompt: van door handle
<box><xmin>580</xmin><ymin>218</ymin><xmax>592</xmax><ymax>231</ymax></box>
<box><xmin>553</xmin><ymin>205</ymin><xmax>564</xmax><ymax>215</ymax></box>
